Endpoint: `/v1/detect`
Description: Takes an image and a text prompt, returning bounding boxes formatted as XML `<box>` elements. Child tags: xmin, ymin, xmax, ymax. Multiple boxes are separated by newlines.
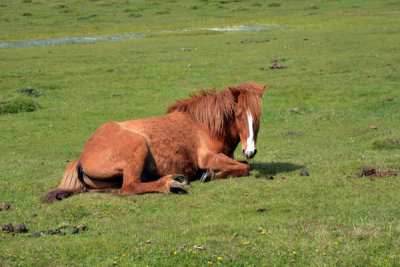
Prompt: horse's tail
<box><xmin>45</xmin><ymin>160</ymin><xmax>86</xmax><ymax>202</ymax></box>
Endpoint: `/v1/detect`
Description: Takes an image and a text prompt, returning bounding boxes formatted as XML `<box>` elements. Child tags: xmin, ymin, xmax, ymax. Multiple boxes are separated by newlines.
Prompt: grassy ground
<box><xmin>1</xmin><ymin>0</ymin><xmax>400</xmax><ymax>265</ymax></box>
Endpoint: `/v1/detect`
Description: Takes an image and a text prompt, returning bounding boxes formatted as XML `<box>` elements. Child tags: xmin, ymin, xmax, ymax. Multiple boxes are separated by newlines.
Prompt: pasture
<box><xmin>1</xmin><ymin>0</ymin><xmax>400</xmax><ymax>265</ymax></box>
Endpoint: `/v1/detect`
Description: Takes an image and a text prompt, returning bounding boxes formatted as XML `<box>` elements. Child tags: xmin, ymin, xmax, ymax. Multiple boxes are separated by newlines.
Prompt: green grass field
<box><xmin>1</xmin><ymin>0</ymin><xmax>400</xmax><ymax>265</ymax></box>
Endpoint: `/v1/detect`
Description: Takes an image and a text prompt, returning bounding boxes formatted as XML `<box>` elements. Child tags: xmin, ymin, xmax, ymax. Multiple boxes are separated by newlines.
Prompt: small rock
<box><xmin>76</xmin><ymin>223</ymin><xmax>87</xmax><ymax>230</ymax></box>
<box><xmin>13</xmin><ymin>223</ymin><xmax>28</xmax><ymax>233</ymax></box>
<box><xmin>0</xmin><ymin>203</ymin><xmax>10</xmax><ymax>211</ymax></box>
<box><xmin>32</xmin><ymin>210</ymin><xmax>37</xmax><ymax>217</ymax></box>
<box><xmin>71</xmin><ymin>228</ymin><xmax>79</xmax><ymax>235</ymax></box>
<box><xmin>257</xmin><ymin>207</ymin><xmax>266</xmax><ymax>212</ymax></box>
<box><xmin>193</xmin><ymin>245</ymin><xmax>205</xmax><ymax>250</ymax></box>
<box><xmin>300</xmin><ymin>169</ymin><xmax>310</xmax><ymax>176</ymax></box>
<box><xmin>48</xmin><ymin>229</ymin><xmax>61</xmax><ymax>235</ymax></box>
<box><xmin>57</xmin><ymin>222</ymin><xmax>69</xmax><ymax>229</ymax></box>
<box><xmin>2</xmin><ymin>223</ymin><xmax>14</xmax><ymax>233</ymax></box>
<box><xmin>146</xmin><ymin>240</ymin><xmax>152</xmax><ymax>244</ymax></box>
<box><xmin>28</xmin><ymin>231</ymin><xmax>41</xmax><ymax>237</ymax></box>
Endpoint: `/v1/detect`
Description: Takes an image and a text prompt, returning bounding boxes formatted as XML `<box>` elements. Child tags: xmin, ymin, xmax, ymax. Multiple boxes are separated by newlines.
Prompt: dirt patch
<box><xmin>241</xmin><ymin>39</ymin><xmax>269</xmax><ymax>43</ymax></box>
<box><xmin>356</xmin><ymin>166</ymin><xmax>397</xmax><ymax>180</ymax></box>
<box><xmin>260</xmin><ymin>58</ymin><xmax>287</xmax><ymax>71</ymax></box>
<box><xmin>0</xmin><ymin>203</ymin><xmax>10</xmax><ymax>211</ymax></box>
<box><xmin>2</xmin><ymin>223</ymin><xmax>27</xmax><ymax>233</ymax></box>
<box><xmin>2</xmin><ymin>223</ymin><xmax>14</xmax><ymax>233</ymax></box>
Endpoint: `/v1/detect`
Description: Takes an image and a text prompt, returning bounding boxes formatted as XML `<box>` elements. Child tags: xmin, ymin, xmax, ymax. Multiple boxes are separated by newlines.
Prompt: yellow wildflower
<box><xmin>173</xmin><ymin>251</ymin><xmax>177</xmax><ymax>255</ymax></box>
<box><xmin>122</xmin><ymin>254</ymin><xmax>126</xmax><ymax>257</ymax></box>
<box><xmin>243</xmin><ymin>241</ymin><xmax>250</xmax><ymax>245</ymax></box>
<box><xmin>217</xmin><ymin>257</ymin><xmax>222</xmax><ymax>260</ymax></box>
<box><xmin>207</xmin><ymin>261</ymin><xmax>213</xmax><ymax>264</ymax></box>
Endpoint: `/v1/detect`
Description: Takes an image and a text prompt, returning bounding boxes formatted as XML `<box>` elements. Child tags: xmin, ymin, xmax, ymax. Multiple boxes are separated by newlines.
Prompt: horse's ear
<box><xmin>261</xmin><ymin>84</ymin><xmax>266</xmax><ymax>96</ymax></box>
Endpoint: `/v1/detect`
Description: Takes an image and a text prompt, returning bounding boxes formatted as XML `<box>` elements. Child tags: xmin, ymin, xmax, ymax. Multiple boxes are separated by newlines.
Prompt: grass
<box><xmin>1</xmin><ymin>0</ymin><xmax>400</xmax><ymax>265</ymax></box>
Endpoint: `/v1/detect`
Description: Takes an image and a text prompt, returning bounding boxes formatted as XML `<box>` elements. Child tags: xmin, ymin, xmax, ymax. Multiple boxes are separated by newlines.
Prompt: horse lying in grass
<box><xmin>45</xmin><ymin>82</ymin><xmax>265</xmax><ymax>202</ymax></box>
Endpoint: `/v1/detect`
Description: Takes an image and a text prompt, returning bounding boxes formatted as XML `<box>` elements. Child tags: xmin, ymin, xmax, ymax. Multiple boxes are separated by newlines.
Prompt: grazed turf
<box><xmin>1</xmin><ymin>0</ymin><xmax>399</xmax><ymax>266</ymax></box>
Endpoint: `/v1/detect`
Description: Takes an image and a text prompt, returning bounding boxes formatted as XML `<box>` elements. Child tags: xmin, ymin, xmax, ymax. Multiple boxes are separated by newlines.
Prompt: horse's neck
<box><xmin>218</xmin><ymin>120</ymin><xmax>240</xmax><ymax>155</ymax></box>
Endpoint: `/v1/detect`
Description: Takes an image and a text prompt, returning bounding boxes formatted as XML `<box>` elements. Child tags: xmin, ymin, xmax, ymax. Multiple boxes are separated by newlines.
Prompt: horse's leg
<box><xmin>121</xmin><ymin>163</ymin><xmax>188</xmax><ymax>194</ymax></box>
<box><xmin>199</xmin><ymin>152</ymin><xmax>250</xmax><ymax>179</ymax></box>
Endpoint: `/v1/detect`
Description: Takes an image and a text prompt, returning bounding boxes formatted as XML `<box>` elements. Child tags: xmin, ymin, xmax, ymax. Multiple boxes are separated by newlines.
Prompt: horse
<box><xmin>45</xmin><ymin>82</ymin><xmax>266</xmax><ymax>202</ymax></box>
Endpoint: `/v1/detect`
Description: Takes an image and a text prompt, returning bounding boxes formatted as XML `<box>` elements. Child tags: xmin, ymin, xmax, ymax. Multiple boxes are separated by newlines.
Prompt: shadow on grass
<box><xmin>250</xmin><ymin>162</ymin><xmax>304</xmax><ymax>178</ymax></box>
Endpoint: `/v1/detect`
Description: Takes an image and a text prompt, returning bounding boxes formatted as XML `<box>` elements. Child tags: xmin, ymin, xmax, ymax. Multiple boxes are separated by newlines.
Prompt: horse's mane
<box><xmin>167</xmin><ymin>82</ymin><xmax>263</xmax><ymax>138</ymax></box>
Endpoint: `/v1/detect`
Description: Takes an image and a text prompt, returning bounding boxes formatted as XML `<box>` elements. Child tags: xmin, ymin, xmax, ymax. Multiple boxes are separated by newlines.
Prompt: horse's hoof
<box><xmin>200</xmin><ymin>170</ymin><xmax>214</xmax><ymax>183</ymax></box>
<box><xmin>172</xmin><ymin>174</ymin><xmax>190</xmax><ymax>186</ymax></box>
<box><xmin>170</xmin><ymin>183</ymin><xmax>188</xmax><ymax>194</ymax></box>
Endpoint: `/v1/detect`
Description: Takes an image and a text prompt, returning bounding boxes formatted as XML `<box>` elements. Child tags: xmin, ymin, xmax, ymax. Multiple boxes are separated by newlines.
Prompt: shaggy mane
<box><xmin>167</xmin><ymin>82</ymin><xmax>263</xmax><ymax>138</ymax></box>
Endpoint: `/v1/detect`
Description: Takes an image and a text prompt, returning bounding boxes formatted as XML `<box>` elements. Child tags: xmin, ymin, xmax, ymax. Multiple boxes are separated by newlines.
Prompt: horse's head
<box><xmin>229</xmin><ymin>82</ymin><xmax>266</xmax><ymax>159</ymax></box>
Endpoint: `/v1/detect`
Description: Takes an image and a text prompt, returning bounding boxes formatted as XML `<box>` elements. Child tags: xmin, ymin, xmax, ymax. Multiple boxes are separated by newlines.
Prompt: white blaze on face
<box><xmin>245</xmin><ymin>110</ymin><xmax>255</xmax><ymax>155</ymax></box>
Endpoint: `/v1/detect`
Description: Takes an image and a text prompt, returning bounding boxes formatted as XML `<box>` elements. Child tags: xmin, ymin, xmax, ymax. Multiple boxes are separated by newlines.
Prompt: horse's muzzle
<box><xmin>243</xmin><ymin>149</ymin><xmax>257</xmax><ymax>159</ymax></box>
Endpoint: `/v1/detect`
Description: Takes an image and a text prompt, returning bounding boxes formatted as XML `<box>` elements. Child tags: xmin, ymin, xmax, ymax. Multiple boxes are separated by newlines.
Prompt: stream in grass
<box><xmin>0</xmin><ymin>25</ymin><xmax>273</xmax><ymax>49</ymax></box>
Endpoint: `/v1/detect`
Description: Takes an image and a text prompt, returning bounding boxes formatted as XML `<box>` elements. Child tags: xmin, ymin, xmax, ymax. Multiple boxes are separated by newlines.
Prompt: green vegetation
<box><xmin>1</xmin><ymin>0</ymin><xmax>399</xmax><ymax>265</ymax></box>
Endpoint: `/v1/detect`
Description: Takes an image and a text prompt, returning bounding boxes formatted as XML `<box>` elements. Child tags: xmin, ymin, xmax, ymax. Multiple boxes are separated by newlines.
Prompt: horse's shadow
<box><xmin>250</xmin><ymin>162</ymin><xmax>304</xmax><ymax>178</ymax></box>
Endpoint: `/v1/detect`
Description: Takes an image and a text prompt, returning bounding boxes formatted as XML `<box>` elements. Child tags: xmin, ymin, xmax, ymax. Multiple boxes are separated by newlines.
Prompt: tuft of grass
<box><xmin>0</xmin><ymin>95</ymin><xmax>39</xmax><ymax>114</ymax></box>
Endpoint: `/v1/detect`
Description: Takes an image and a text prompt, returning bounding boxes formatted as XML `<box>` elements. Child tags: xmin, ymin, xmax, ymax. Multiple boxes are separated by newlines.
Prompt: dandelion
<box><xmin>243</xmin><ymin>241</ymin><xmax>250</xmax><ymax>245</ymax></box>
<box><xmin>293</xmin><ymin>251</ymin><xmax>296</xmax><ymax>255</ymax></box>
<box><xmin>122</xmin><ymin>254</ymin><xmax>126</xmax><ymax>257</ymax></box>
<box><xmin>193</xmin><ymin>251</ymin><xmax>197</xmax><ymax>254</ymax></box>
<box><xmin>335</xmin><ymin>242</ymin><xmax>338</xmax><ymax>245</ymax></box>
<box><xmin>173</xmin><ymin>251</ymin><xmax>177</xmax><ymax>255</ymax></box>
<box><xmin>217</xmin><ymin>257</ymin><xmax>222</xmax><ymax>260</ymax></box>
<box><xmin>260</xmin><ymin>229</ymin><xmax>266</xmax><ymax>235</ymax></box>
<box><xmin>323</xmin><ymin>252</ymin><xmax>327</xmax><ymax>256</ymax></box>
<box><xmin>207</xmin><ymin>261</ymin><xmax>213</xmax><ymax>264</ymax></box>
<box><xmin>315</xmin><ymin>249</ymin><xmax>319</xmax><ymax>252</ymax></box>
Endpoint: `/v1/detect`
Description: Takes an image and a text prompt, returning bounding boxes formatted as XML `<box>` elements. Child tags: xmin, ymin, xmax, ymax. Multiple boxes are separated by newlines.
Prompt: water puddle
<box><xmin>0</xmin><ymin>25</ymin><xmax>273</xmax><ymax>49</ymax></box>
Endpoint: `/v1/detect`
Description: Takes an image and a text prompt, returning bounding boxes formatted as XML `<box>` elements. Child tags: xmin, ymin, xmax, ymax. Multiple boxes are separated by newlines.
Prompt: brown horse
<box><xmin>45</xmin><ymin>82</ymin><xmax>265</xmax><ymax>202</ymax></box>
